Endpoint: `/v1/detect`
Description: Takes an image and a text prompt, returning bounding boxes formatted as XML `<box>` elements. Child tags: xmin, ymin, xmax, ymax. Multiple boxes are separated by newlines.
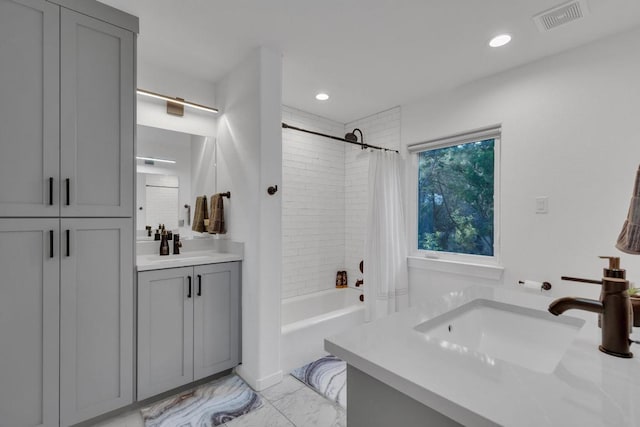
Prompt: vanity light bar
<box><xmin>136</xmin><ymin>156</ymin><xmax>176</xmax><ymax>164</ymax></box>
<box><xmin>136</xmin><ymin>88</ymin><xmax>219</xmax><ymax>114</ymax></box>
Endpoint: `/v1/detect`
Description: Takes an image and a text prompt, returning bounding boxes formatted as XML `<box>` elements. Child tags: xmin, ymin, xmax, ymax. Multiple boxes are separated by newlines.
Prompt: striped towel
<box><xmin>617</xmin><ymin>165</ymin><xmax>640</xmax><ymax>254</ymax></box>
<box><xmin>208</xmin><ymin>193</ymin><xmax>226</xmax><ymax>234</ymax></box>
<box><xmin>192</xmin><ymin>195</ymin><xmax>208</xmax><ymax>233</ymax></box>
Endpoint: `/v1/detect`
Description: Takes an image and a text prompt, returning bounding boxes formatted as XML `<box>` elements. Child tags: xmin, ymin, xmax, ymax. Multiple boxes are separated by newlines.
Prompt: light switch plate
<box><xmin>536</xmin><ymin>197</ymin><xmax>549</xmax><ymax>214</ymax></box>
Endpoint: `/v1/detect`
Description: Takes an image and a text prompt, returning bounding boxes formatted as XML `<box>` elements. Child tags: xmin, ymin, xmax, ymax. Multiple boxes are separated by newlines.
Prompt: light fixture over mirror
<box><xmin>137</xmin><ymin>88</ymin><xmax>219</xmax><ymax>115</ymax></box>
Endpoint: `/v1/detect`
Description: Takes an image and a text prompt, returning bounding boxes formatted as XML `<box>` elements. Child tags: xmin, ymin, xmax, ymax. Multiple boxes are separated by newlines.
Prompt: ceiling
<box><xmin>99</xmin><ymin>0</ymin><xmax>640</xmax><ymax>123</ymax></box>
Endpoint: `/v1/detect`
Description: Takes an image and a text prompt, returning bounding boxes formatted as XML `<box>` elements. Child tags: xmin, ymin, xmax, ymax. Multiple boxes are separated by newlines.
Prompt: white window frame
<box><xmin>407</xmin><ymin>125</ymin><xmax>501</xmax><ymax>267</ymax></box>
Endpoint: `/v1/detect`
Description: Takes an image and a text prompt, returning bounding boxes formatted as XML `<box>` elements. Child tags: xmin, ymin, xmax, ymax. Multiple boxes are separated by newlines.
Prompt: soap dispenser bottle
<box><xmin>600</xmin><ymin>256</ymin><xmax>626</xmax><ymax>279</ymax></box>
<box><xmin>173</xmin><ymin>234</ymin><xmax>182</xmax><ymax>255</ymax></box>
<box><xmin>599</xmin><ymin>256</ymin><xmax>630</xmax><ymax>330</ymax></box>
<box><xmin>159</xmin><ymin>229</ymin><xmax>170</xmax><ymax>256</ymax></box>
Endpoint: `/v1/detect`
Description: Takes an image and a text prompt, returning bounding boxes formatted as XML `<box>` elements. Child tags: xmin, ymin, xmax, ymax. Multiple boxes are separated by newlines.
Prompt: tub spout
<box><xmin>548</xmin><ymin>297</ymin><xmax>603</xmax><ymax>316</ymax></box>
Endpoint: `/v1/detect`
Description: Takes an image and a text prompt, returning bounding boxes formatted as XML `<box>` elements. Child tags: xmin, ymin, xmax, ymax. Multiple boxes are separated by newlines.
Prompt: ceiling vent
<box><xmin>533</xmin><ymin>0</ymin><xmax>589</xmax><ymax>32</ymax></box>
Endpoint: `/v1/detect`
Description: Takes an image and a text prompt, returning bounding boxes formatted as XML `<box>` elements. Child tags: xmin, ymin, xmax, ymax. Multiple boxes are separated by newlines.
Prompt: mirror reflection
<box><xmin>136</xmin><ymin>125</ymin><xmax>216</xmax><ymax>240</ymax></box>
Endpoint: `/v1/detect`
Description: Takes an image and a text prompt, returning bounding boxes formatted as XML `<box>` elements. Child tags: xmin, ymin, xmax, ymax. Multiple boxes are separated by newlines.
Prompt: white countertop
<box><xmin>136</xmin><ymin>250</ymin><xmax>242</xmax><ymax>271</ymax></box>
<box><xmin>325</xmin><ymin>285</ymin><xmax>640</xmax><ymax>427</ymax></box>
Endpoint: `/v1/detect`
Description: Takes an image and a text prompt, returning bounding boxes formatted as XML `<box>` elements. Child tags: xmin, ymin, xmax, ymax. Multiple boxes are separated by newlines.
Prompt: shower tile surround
<box><xmin>282</xmin><ymin>107</ymin><xmax>346</xmax><ymax>299</ymax></box>
<box><xmin>281</xmin><ymin>106</ymin><xmax>400</xmax><ymax>299</ymax></box>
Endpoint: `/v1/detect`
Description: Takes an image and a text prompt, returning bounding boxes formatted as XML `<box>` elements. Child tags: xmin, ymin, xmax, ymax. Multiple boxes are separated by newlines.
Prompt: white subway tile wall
<box><xmin>282</xmin><ymin>106</ymin><xmax>346</xmax><ymax>299</ymax></box>
<box><xmin>281</xmin><ymin>106</ymin><xmax>401</xmax><ymax>299</ymax></box>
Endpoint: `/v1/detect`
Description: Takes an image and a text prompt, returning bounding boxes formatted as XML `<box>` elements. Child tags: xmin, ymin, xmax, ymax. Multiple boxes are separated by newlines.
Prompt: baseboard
<box><xmin>236</xmin><ymin>366</ymin><xmax>283</xmax><ymax>391</ymax></box>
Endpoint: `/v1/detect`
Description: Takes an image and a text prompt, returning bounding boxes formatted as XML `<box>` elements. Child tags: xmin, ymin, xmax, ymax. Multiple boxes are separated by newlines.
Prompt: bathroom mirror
<box><xmin>136</xmin><ymin>125</ymin><xmax>216</xmax><ymax>240</ymax></box>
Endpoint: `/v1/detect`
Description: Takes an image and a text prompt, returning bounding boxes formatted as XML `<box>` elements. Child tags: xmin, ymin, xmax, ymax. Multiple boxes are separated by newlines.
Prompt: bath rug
<box><xmin>291</xmin><ymin>354</ymin><xmax>347</xmax><ymax>408</ymax></box>
<box><xmin>141</xmin><ymin>375</ymin><xmax>262</xmax><ymax>427</ymax></box>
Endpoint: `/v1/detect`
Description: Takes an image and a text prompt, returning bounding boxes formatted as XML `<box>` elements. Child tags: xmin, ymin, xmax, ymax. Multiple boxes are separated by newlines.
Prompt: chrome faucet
<box><xmin>549</xmin><ymin>277</ymin><xmax>633</xmax><ymax>358</ymax></box>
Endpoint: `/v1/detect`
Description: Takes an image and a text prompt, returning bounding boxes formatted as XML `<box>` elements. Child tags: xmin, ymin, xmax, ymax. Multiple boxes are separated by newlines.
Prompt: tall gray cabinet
<box><xmin>0</xmin><ymin>1</ymin><xmax>138</xmax><ymax>426</ymax></box>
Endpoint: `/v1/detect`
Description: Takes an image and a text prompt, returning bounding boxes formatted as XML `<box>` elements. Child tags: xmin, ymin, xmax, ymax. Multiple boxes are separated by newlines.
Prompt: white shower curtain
<box><xmin>364</xmin><ymin>150</ymin><xmax>409</xmax><ymax>321</ymax></box>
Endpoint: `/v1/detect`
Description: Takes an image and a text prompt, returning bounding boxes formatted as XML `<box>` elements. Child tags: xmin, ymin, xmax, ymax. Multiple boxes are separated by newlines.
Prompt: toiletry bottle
<box><xmin>173</xmin><ymin>234</ymin><xmax>182</xmax><ymax>255</ymax></box>
<box><xmin>599</xmin><ymin>256</ymin><xmax>630</xmax><ymax>331</ymax></box>
<box><xmin>159</xmin><ymin>230</ymin><xmax>170</xmax><ymax>256</ymax></box>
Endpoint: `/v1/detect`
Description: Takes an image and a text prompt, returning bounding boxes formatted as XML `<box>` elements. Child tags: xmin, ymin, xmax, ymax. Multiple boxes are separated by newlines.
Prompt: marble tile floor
<box><xmin>92</xmin><ymin>375</ymin><xmax>346</xmax><ymax>427</ymax></box>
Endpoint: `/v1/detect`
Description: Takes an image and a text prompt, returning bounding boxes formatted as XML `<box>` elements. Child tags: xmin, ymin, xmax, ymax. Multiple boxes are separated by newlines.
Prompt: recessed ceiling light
<box><xmin>489</xmin><ymin>34</ymin><xmax>512</xmax><ymax>47</ymax></box>
<box><xmin>315</xmin><ymin>93</ymin><xmax>330</xmax><ymax>101</ymax></box>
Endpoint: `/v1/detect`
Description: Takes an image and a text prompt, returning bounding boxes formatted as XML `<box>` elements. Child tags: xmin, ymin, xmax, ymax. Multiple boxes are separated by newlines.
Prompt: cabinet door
<box><xmin>0</xmin><ymin>0</ymin><xmax>59</xmax><ymax>217</ymax></box>
<box><xmin>60</xmin><ymin>8</ymin><xmax>134</xmax><ymax>217</ymax></box>
<box><xmin>60</xmin><ymin>218</ymin><xmax>133</xmax><ymax>426</ymax></box>
<box><xmin>137</xmin><ymin>267</ymin><xmax>194</xmax><ymax>400</ymax></box>
<box><xmin>0</xmin><ymin>219</ymin><xmax>59</xmax><ymax>427</ymax></box>
<box><xmin>193</xmin><ymin>262</ymin><xmax>241</xmax><ymax>381</ymax></box>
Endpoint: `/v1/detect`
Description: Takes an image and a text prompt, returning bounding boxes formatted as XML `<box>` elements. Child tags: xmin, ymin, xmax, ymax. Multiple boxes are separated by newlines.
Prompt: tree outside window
<box><xmin>417</xmin><ymin>139</ymin><xmax>495</xmax><ymax>256</ymax></box>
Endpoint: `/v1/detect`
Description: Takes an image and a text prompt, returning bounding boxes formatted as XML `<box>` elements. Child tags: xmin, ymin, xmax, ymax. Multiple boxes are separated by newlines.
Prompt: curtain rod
<box><xmin>281</xmin><ymin>122</ymin><xmax>399</xmax><ymax>153</ymax></box>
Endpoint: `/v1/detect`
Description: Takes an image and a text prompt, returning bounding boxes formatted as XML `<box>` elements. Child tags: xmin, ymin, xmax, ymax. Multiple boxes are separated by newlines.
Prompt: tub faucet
<box><xmin>548</xmin><ymin>277</ymin><xmax>633</xmax><ymax>358</ymax></box>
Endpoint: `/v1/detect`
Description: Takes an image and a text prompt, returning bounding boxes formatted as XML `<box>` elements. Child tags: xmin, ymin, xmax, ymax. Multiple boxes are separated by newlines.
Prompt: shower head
<box><xmin>344</xmin><ymin>131</ymin><xmax>358</xmax><ymax>142</ymax></box>
<box><xmin>345</xmin><ymin>128</ymin><xmax>364</xmax><ymax>146</ymax></box>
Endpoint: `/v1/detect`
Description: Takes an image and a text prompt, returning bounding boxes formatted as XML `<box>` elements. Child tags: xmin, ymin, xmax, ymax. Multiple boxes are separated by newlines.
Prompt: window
<box><xmin>409</xmin><ymin>127</ymin><xmax>500</xmax><ymax>262</ymax></box>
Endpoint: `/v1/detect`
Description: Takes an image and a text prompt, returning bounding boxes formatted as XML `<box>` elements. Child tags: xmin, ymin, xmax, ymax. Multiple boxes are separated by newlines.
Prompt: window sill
<box><xmin>407</xmin><ymin>256</ymin><xmax>504</xmax><ymax>281</ymax></box>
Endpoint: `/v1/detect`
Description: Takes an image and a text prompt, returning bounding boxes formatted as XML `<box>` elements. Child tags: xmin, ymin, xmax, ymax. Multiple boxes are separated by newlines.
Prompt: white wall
<box><xmin>344</xmin><ymin>107</ymin><xmax>401</xmax><ymax>289</ymax></box>
<box><xmin>281</xmin><ymin>106</ymin><xmax>346</xmax><ymax>298</ymax></box>
<box><xmin>137</xmin><ymin>61</ymin><xmax>217</xmax><ymax>137</ymax></box>
<box><xmin>216</xmin><ymin>47</ymin><xmax>283</xmax><ymax>391</ymax></box>
<box><xmin>402</xmin><ymin>27</ymin><xmax>640</xmax><ymax>303</ymax></box>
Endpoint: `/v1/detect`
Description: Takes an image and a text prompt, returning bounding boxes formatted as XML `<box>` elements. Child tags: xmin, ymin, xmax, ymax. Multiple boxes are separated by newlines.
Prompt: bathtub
<box><xmin>281</xmin><ymin>287</ymin><xmax>365</xmax><ymax>373</ymax></box>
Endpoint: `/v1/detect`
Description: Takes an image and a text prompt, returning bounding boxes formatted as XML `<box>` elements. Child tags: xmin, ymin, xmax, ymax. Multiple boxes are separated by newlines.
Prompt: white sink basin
<box><xmin>414</xmin><ymin>299</ymin><xmax>585</xmax><ymax>374</ymax></box>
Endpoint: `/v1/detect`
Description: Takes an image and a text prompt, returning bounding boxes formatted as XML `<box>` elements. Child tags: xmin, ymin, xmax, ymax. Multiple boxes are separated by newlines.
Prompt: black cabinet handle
<box><xmin>197</xmin><ymin>275</ymin><xmax>202</xmax><ymax>296</ymax></box>
<box><xmin>187</xmin><ymin>276</ymin><xmax>192</xmax><ymax>298</ymax></box>
<box><xmin>49</xmin><ymin>230</ymin><xmax>54</xmax><ymax>258</ymax></box>
<box><xmin>65</xmin><ymin>178</ymin><xmax>70</xmax><ymax>206</ymax></box>
<box><xmin>48</xmin><ymin>177</ymin><xmax>53</xmax><ymax>206</ymax></box>
<box><xmin>65</xmin><ymin>229</ymin><xmax>70</xmax><ymax>257</ymax></box>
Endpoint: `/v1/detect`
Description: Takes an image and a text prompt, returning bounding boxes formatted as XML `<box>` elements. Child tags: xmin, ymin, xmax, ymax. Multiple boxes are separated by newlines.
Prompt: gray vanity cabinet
<box><xmin>137</xmin><ymin>262</ymin><xmax>241</xmax><ymax>400</ymax></box>
<box><xmin>137</xmin><ymin>266</ymin><xmax>194</xmax><ymax>400</ymax></box>
<box><xmin>193</xmin><ymin>263</ymin><xmax>241</xmax><ymax>381</ymax></box>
